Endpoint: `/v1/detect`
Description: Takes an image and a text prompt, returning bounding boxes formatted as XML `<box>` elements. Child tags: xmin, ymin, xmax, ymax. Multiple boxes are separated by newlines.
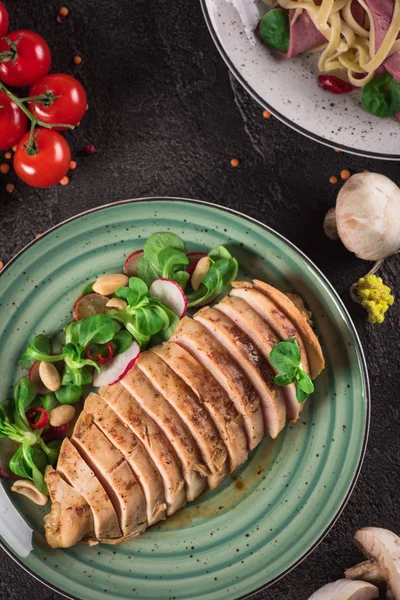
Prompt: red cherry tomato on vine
<box><xmin>0</xmin><ymin>90</ymin><xmax>28</xmax><ymax>150</ymax></box>
<box><xmin>0</xmin><ymin>2</ymin><xmax>9</xmax><ymax>37</ymax></box>
<box><xmin>0</xmin><ymin>30</ymin><xmax>51</xmax><ymax>87</ymax></box>
<box><xmin>28</xmin><ymin>74</ymin><xmax>87</xmax><ymax>130</ymax></box>
<box><xmin>14</xmin><ymin>129</ymin><xmax>71</xmax><ymax>188</ymax></box>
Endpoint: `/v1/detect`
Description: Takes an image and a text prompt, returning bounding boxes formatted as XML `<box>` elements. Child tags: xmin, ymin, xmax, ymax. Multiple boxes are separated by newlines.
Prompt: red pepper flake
<box><xmin>84</xmin><ymin>143</ymin><xmax>95</xmax><ymax>155</ymax></box>
<box><xmin>60</xmin><ymin>176</ymin><xmax>69</xmax><ymax>185</ymax></box>
<box><xmin>86</xmin><ymin>341</ymin><xmax>114</xmax><ymax>365</ymax></box>
<box><xmin>318</xmin><ymin>75</ymin><xmax>352</xmax><ymax>94</ymax></box>
<box><xmin>42</xmin><ymin>423</ymin><xmax>70</xmax><ymax>442</ymax></box>
<box><xmin>262</xmin><ymin>110</ymin><xmax>271</xmax><ymax>119</ymax></box>
<box><xmin>69</xmin><ymin>160</ymin><xmax>77</xmax><ymax>170</ymax></box>
<box><xmin>340</xmin><ymin>169</ymin><xmax>351</xmax><ymax>180</ymax></box>
<box><xmin>73</xmin><ymin>56</ymin><xmax>82</xmax><ymax>65</ymax></box>
<box><xmin>230</xmin><ymin>158</ymin><xmax>240</xmax><ymax>167</ymax></box>
<box><xmin>26</xmin><ymin>407</ymin><xmax>49</xmax><ymax>430</ymax></box>
<box><xmin>329</xmin><ymin>175</ymin><xmax>338</xmax><ymax>184</ymax></box>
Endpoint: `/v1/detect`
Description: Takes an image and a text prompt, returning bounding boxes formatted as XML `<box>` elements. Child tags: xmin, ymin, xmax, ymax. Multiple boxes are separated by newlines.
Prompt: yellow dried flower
<box><xmin>354</xmin><ymin>274</ymin><xmax>394</xmax><ymax>324</ymax></box>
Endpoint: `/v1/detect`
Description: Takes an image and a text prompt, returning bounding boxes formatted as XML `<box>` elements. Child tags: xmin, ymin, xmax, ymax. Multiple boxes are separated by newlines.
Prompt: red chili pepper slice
<box><xmin>42</xmin><ymin>423</ymin><xmax>69</xmax><ymax>442</ymax></box>
<box><xmin>85</xmin><ymin>341</ymin><xmax>114</xmax><ymax>365</ymax></box>
<box><xmin>0</xmin><ymin>466</ymin><xmax>17</xmax><ymax>481</ymax></box>
<box><xmin>318</xmin><ymin>75</ymin><xmax>353</xmax><ymax>94</ymax></box>
<box><xmin>26</xmin><ymin>406</ymin><xmax>49</xmax><ymax>430</ymax></box>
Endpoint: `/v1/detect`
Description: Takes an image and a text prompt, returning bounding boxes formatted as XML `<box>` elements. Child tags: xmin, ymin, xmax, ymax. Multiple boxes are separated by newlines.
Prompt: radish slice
<box><xmin>186</xmin><ymin>252</ymin><xmax>207</xmax><ymax>276</ymax></box>
<box><xmin>149</xmin><ymin>278</ymin><xmax>187</xmax><ymax>318</ymax></box>
<box><xmin>29</xmin><ymin>361</ymin><xmax>50</xmax><ymax>395</ymax></box>
<box><xmin>93</xmin><ymin>341</ymin><xmax>140</xmax><ymax>387</ymax></box>
<box><xmin>124</xmin><ymin>250</ymin><xmax>144</xmax><ymax>277</ymax></box>
<box><xmin>73</xmin><ymin>293</ymin><xmax>109</xmax><ymax>321</ymax></box>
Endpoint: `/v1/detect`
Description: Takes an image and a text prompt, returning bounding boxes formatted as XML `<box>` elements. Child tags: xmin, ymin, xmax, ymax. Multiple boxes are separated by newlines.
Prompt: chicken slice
<box><xmin>56</xmin><ymin>438</ymin><xmax>121</xmax><ymax>541</ymax></box>
<box><xmin>217</xmin><ymin>296</ymin><xmax>300</xmax><ymax>422</ymax></box>
<box><xmin>194</xmin><ymin>307</ymin><xmax>286</xmax><ymax>438</ymax></box>
<box><xmin>171</xmin><ymin>317</ymin><xmax>264</xmax><ymax>450</ymax></box>
<box><xmin>85</xmin><ymin>392</ymin><xmax>167</xmax><ymax>525</ymax></box>
<box><xmin>138</xmin><ymin>351</ymin><xmax>228</xmax><ymax>489</ymax></box>
<box><xmin>230</xmin><ymin>286</ymin><xmax>310</xmax><ymax>374</ymax></box>
<box><xmin>252</xmin><ymin>279</ymin><xmax>325</xmax><ymax>379</ymax></box>
<box><xmin>72</xmin><ymin>411</ymin><xmax>147</xmax><ymax>540</ymax></box>
<box><xmin>122</xmin><ymin>366</ymin><xmax>207</xmax><ymax>501</ymax></box>
<box><xmin>152</xmin><ymin>343</ymin><xmax>248</xmax><ymax>471</ymax></box>
<box><xmin>100</xmin><ymin>383</ymin><xmax>186</xmax><ymax>516</ymax></box>
<box><xmin>44</xmin><ymin>466</ymin><xmax>94</xmax><ymax>548</ymax></box>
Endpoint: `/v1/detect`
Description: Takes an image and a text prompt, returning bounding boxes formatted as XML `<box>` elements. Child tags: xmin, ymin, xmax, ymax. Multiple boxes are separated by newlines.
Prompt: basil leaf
<box><xmin>269</xmin><ymin>338</ymin><xmax>301</xmax><ymax>373</ymax></box>
<box><xmin>19</xmin><ymin>334</ymin><xmax>62</xmax><ymax>368</ymax></box>
<box><xmin>274</xmin><ymin>372</ymin><xmax>296</xmax><ymax>387</ymax></box>
<box><xmin>143</xmin><ymin>232</ymin><xmax>186</xmax><ymax>265</ymax></box>
<box><xmin>295</xmin><ymin>385</ymin><xmax>309</xmax><ymax>403</ymax></box>
<box><xmin>362</xmin><ymin>73</ymin><xmax>400</xmax><ymax>118</ymax></box>
<box><xmin>296</xmin><ymin>371</ymin><xmax>314</xmax><ymax>395</ymax></box>
<box><xmin>78</xmin><ymin>314</ymin><xmax>117</xmax><ymax>346</ymax></box>
<box><xmin>110</xmin><ymin>330</ymin><xmax>133</xmax><ymax>355</ymax></box>
<box><xmin>259</xmin><ymin>9</ymin><xmax>290</xmax><ymax>52</ymax></box>
<box><xmin>55</xmin><ymin>385</ymin><xmax>82</xmax><ymax>405</ymax></box>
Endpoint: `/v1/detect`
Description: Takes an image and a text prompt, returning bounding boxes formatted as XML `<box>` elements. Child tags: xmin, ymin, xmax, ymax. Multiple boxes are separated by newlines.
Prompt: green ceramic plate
<box><xmin>0</xmin><ymin>198</ymin><xmax>369</xmax><ymax>600</ymax></box>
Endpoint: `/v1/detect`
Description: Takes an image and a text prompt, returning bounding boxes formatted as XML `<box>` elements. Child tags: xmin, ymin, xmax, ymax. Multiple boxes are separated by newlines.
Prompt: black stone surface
<box><xmin>1</xmin><ymin>1</ymin><xmax>399</xmax><ymax>599</ymax></box>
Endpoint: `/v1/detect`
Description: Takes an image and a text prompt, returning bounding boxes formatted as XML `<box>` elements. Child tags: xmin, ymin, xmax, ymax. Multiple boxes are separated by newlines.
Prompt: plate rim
<box><xmin>0</xmin><ymin>196</ymin><xmax>371</xmax><ymax>600</ymax></box>
<box><xmin>199</xmin><ymin>0</ymin><xmax>400</xmax><ymax>161</ymax></box>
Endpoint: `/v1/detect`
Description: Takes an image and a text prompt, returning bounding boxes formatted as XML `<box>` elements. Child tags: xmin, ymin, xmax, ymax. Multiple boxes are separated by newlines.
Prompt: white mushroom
<box><xmin>324</xmin><ymin>172</ymin><xmax>400</xmax><ymax>263</ymax></box>
<box><xmin>346</xmin><ymin>528</ymin><xmax>400</xmax><ymax>600</ymax></box>
<box><xmin>323</xmin><ymin>207</ymin><xmax>340</xmax><ymax>241</ymax></box>
<box><xmin>308</xmin><ymin>579</ymin><xmax>379</xmax><ymax>600</ymax></box>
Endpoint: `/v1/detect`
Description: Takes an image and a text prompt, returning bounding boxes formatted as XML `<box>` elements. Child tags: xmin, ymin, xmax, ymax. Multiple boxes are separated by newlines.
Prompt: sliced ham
<box><xmin>194</xmin><ymin>307</ymin><xmax>286</xmax><ymax>438</ymax></box>
<box><xmin>151</xmin><ymin>342</ymin><xmax>248</xmax><ymax>471</ymax></box>
<box><xmin>44</xmin><ymin>466</ymin><xmax>94</xmax><ymax>548</ymax></box>
<box><xmin>121</xmin><ymin>367</ymin><xmax>208</xmax><ymax>502</ymax></box>
<box><xmin>136</xmin><ymin>352</ymin><xmax>228</xmax><ymax>489</ymax></box>
<box><xmin>216</xmin><ymin>296</ymin><xmax>300</xmax><ymax>423</ymax></box>
<box><xmin>284</xmin><ymin>7</ymin><xmax>326</xmax><ymax>58</ymax></box>
<box><xmin>366</xmin><ymin>0</ymin><xmax>400</xmax><ymax>82</ymax></box>
<box><xmin>84</xmin><ymin>392</ymin><xmax>167</xmax><ymax>525</ymax></box>
<box><xmin>252</xmin><ymin>280</ymin><xmax>324</xmax><ymax>379</ymax></box>
<box><xmin>230</xmin><ymin>285</ymin><xmax>310</xmax><ymax>374</ymax></box>
<box><xmin>171</xmin><ymin>317</ymin><xmax>264</xmax><ymax>450</ymax></box>
<box><xmin>72</xmin><ymin>411</ymin><xmax>147</xmax><ymax>540</ymax></box>
<box><xmin>56</xmin><ymin>438</ymin><xmax>121</xmax><ymax>541</ymax></box>
<box><xmin>100</xmin><ymin>383</ymin><xmax>186</xmax><ymax>516</ymax></box>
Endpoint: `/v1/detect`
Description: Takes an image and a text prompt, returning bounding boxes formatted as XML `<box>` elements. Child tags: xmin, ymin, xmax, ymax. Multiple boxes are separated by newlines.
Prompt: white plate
<box><xmin>201</xmin><ymin>0</ymin><xmax>400</xmax><ymax>160</ymax></box>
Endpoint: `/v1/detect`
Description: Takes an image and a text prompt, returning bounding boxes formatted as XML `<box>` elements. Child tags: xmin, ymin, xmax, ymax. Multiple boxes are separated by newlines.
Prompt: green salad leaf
<box><xmin>138</xmin><ymin>232</ymin><xmax>189</xmax><ymax>287</ymax></box>
<box><xmin>362</xmin><ymin>73</ymin><xmax>400</xmax><ymax>118</ymax></box>
<box><xmin>269</xmin><ymin>338</ymin><xmax>314</xmax><ymax>403</ymax></box>
<box><xmin>259</xmin><ymin>9</ymin><xmax>290</xmax><ymax>52</ymax></box>
<box><xmin>186</xmin><ymin>246</ymin><xmax>239</xmax><ymax>307</ymax></box>
<box><xmin>19</xmin><ymin>335</ymin><xmax>63</xmax><ymax>369</ymax></box>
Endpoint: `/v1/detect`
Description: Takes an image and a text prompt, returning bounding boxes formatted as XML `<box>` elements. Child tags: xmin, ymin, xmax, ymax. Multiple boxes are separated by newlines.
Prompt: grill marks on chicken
<box><xmin>45</xmin><ymin>280</ymin><xmax>324</xmax><ymax>548</ymax></box>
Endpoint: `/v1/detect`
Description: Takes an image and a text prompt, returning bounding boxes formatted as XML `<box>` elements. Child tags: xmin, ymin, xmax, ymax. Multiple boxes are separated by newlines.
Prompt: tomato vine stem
<box><xmin>0</xmin><ymin>81</ymin><xmax>73</xmax><ymax>153</ymax></box>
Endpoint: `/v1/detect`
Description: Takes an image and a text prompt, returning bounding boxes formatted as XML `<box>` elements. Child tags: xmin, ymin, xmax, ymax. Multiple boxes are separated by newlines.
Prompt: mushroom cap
<box><xmin>308</xmin><ymin>579</ymin><xmax>379</xmax><ymax>599</ymax></box>
<box><xmin>354</xmin><ymin>528</ymin><xmax>400</xmax><ymax>598</ymax></box>
<box><xmin>336</xmin><ymin>172</ymin><xmax>400</xmax><ymax>261</ymax></box>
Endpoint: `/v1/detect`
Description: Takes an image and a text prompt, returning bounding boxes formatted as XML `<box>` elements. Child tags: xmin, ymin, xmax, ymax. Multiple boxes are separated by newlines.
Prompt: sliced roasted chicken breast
<box><xmin>72</xmin><ymin>411</ymin><xmax>147</xmax><ymax>540</ymax></box>
<box><xmin>85</xmin><ymin>392</ymin><xmax>167</xmax><ymax>525</ymax></box>
<box><xmin>252</xmin><ymin>279</ymin><xmax>325</xmax><ymax>379</ymax></box>
<box><xmin>152</xmin><ymin>342</ymin><xmax>248</xmax><ymax>471</ymax></box>
<box><xmin>138</xmin><ymin>351</ymin><xmax>228</xmax><ymax>489</ymax></box>
<box><xmin>171</xmin><ymin>317</ymin><xmax>264</xmax><ymax>450</ymax></box>
<box><xmin>122</xmin><ymin>366</ymin><xmax>207</xmax><ymax>501</ymax></box>
<box><xmin>56</xmin><ymin>438</ymin><xmax>121</xmax><ymax>541</ymax></box>
<box><xmin>230</xmin><ymin>286</ymin><xmax>310</xmax><ymax>374</ymax></box>
<box><xmin>217</xmin><ymin>296</ymin><xmax>300</xmax><ymax>422</ymax></box>
<box><xmin>100</xmin><ymin>383</ymin><xmax>186</xmax><ymax>516</ymax></box>
<box><xmin>194</xmin><ymin>307</ymin><xmax>286</xmax><ymax>438</ymax></box>
<box><xmin>44</xmin><ymin>466</ymin><xmax>94</xmax><ymax>548</ymax></box>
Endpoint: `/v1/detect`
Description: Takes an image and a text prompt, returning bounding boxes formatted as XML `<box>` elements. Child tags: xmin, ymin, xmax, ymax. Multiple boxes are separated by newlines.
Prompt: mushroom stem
<box><xmin>345</xmin><ymin>560</ymin><xmax>386</xmax><ymax>586</ymax></box>
<box><xmin>308</xmin><ymin>579</ymin><xmax>379</xmax><ymax>599</ymax></box>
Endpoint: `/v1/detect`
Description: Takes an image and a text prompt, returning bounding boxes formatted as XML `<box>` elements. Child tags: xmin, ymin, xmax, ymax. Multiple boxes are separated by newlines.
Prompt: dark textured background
<box><xmin>1</xmin><ymin>1</ymin><xmax>399</xmax><ymax>599</ymax></box>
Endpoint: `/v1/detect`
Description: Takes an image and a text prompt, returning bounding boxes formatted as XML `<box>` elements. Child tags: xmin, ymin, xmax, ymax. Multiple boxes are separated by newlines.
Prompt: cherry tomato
<box><xmin>28</xmin><ymin>74</ymin><xmax>87</xmax><ymax>130</ymax></box>
<box><xmin>14</xmin><ymin>129</ymin><xmax>71</xmax><ymax>188</ymax></box>
<box><xmin>0</xmin><ymin>30</ymin><xmax>51</xmax><ymax>87</ymax></box>
<box><xmin>0</xmin><ymin>90</ymin><xmax>28</xmax><ymax>150</ymax></box>
<box><xmin>0</xmin><ymin>2</ymin><xmax>9</xmax><ymax>37</ymax></box>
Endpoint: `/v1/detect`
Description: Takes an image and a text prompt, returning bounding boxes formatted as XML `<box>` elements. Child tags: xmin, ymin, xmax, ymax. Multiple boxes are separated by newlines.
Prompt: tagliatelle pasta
<box><xmin>277</xmin><ymin>0</ymin><xmax>400</xmax><ymax>86</ymax></box>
